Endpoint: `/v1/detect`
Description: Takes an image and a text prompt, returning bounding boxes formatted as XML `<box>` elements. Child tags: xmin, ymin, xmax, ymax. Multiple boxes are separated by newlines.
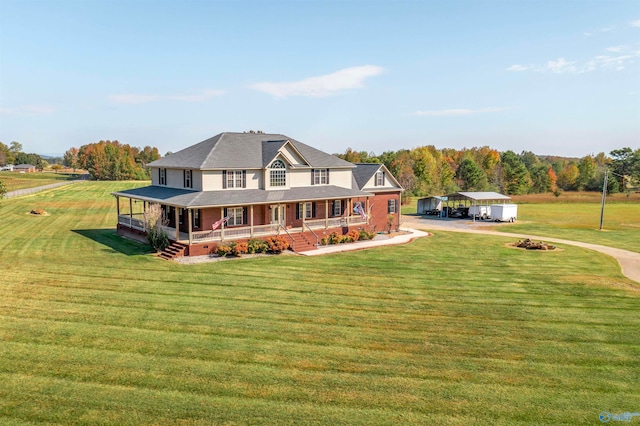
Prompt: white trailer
<box><xmin>491</xmin><ymin>204</ymin><xmax>518</xmax><ymax>222</ymax></box>
<box><xmin>468</xmin><ymin>205</ymin><xmax>491</xmax><ymax>220</ymax></box>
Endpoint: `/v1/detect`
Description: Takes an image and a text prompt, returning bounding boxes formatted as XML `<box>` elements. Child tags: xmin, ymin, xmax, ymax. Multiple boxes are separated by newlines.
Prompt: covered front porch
<box><xmin>114</xmin><ymin>196</ymin><xmax>370</xmax><ymax>253</ymax></box>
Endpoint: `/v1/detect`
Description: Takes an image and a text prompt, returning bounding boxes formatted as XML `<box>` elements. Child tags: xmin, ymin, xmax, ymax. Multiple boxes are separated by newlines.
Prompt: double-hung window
<box><xmin>388</xmin><ymin>199</ymin><xmax>397</xmax><ymax>214</ymax></box>
<box><xmin>375</xmin><ymin>171</ymin><xmax>385</xmax><ymax>186</ymax></box>
<box><xmin>333</xmin><ymin>200</ymin><xmax>342</xmax><ymax>216</ymax></box>
<box><xmin>227</xmin><ymin>207</ymin><xmax>244</xmax><ymax>226</ymax></box>
<box><xmin>184</xmin><ymin>170</ymin><xmax>192</xmax><ymax>188</ymax></box>
<box><xmin>313</xmin><ymin>169</ymin><xmax>328</xmax><ymax>185</ymax></box>
<box><xmin>298</xmin><ymin>202</ymin><xmax>314</xmax><ymax>220</ymax></box>
<box><xmin>270</xmin><ymin>160</ymin><xmax>286</xmax><ymax>187</ymax></box>
<box><xmin>159</xmin><ymin>168</ymin><xmax>167</xmax><ymax>185</ymax></box>
<box><xmin>225</xmin><ymin>170</ymin><xmax>245</xmax><ymax>188</ymax></box>
<box><xmin>192</xmin><ymin>209</ymin><xmax>200</xmax><ymax>229</ymax></box>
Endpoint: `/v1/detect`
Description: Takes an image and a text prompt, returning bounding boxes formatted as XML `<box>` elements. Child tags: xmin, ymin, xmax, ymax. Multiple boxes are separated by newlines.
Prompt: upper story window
<box><xmin>375</xmin><ymin>171</ymin><xmax>385</xmax><ymax>186</ymax></box>
<box><xmin>223</xmin><ymin>170</ymin><xmax>246</xmax><ymax>189</ymax></box>
<box><xmin>183</xmin><ymin>170</ymin><xmax>192</xmax><ymax>188</ymax></box>
<box><xmin>313</xmin><ymin>168</ymin><xmax>328</xmax><ymax>185</ymax></box>
<box><xmin>159</xmin><ymin>168</ymin><xmax>167</xmax><ymax>186</ymax></box>
<box><xmin>270</xmin><ymin>159</ymin><xmax>286</xmax><ymax>187</ymax></box>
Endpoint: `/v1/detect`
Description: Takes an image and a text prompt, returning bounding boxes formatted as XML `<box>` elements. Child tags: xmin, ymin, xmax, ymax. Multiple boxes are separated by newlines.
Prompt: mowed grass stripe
<box><xmin>1</xmin><ymin>304</ymin><xmax>637</xmax><ymax>368</ymax></box>
<box><xmin>2</xmin><ymin>341</ymin><xmax>636</xmax><ymax>416</ymax></box>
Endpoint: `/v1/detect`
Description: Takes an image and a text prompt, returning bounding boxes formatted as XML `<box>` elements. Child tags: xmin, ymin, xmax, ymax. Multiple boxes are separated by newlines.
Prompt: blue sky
<box><xmin>1</xmin><ymin>0</ymin><xmax>638</xmax><ymax>158</ymax></box>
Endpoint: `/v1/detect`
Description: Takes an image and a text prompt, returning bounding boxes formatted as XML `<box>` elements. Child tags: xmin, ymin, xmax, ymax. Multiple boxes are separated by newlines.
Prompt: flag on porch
<box><xmin>211</xmin><ymin>216</ymin><xmax>230</xmax><ymax>231</ymax></box>
<box><xmin>354</xmin><ymin>202</ymin><xmax>367</xmax><ymax>220</ymax></box>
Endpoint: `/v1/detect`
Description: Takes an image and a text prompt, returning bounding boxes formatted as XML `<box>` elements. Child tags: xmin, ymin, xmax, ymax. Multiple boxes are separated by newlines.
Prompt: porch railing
<box><xmin>119</xmin><ymin>214</ymin><xmax>367</xmax><ymax>244</ymax></box>
<box><xmin>118</xmin><ymin>214</ymin><xmax>146</xmax><ymax>231</ymax></box>
<box><xmin>191</xmin><ymin>223</ymin><xmax>281</xmax><ymax>243</ymax></box>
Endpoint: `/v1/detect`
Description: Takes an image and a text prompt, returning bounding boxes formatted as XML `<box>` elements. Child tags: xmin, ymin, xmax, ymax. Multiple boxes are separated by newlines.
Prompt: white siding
<box><xmin>289</xmin><ymin>168</ymin><xmax>312</xmax><ymax>187</ymax></box>
<box><xmin>150</xmin><ymin>167</ymin><xmax>159</xmax><ymax>185</ymax></box>
<box><xmin>280</xmin><ymin>144</ymin><xmax>306</xmax><ymax>167</ymax></box>
<box><xmin>191</xmin><ymin>170</ymin><xmax>202</xmax><ymax>191</ymax></box>
<box><xmin>330</xmin><ymin>169</ymin><xmax>353</xmax><ymax>189</ymax></box>
<box><xmin>202</xmin><ymin>170</ymin><xmax>220</xmax><ymax>191</ymax></box>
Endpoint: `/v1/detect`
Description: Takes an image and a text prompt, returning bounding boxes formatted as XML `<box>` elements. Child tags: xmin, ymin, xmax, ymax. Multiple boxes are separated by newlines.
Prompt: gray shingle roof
<box><xmin>352</xmin><ymin>163</ymin><xmax>382</xmax><ymax>190</ymax></box>
<box><xmin>148</xmin><ymin>132</ymin><xmax>355</xmax><ymax>170</ymax></box>
<box><xmin>113</xmin><ymin>185</ymin><xmax>372</xmax><ymax>208</ymax></box>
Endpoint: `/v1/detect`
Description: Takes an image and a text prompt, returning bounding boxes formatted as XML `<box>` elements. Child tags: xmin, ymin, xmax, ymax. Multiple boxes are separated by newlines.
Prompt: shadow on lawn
<box><xmin>73</xmin><ymin>229</ymin><xmax>154</xmax><ymax>256</ymax></box>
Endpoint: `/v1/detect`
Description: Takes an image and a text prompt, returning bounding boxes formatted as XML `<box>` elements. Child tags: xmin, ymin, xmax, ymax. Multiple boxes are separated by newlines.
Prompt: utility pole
<box><xmin>599</xmin><ymin>168</ymin><xmax>608</xmax><ymax>230</ymax></box>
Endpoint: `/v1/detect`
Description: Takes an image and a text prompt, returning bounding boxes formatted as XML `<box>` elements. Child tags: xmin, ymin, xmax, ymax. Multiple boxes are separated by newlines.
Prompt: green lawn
<box><xmin>0</xmin><ymin>171</ymin><xmax>79</xmax><ymax>192</ymax></box>
<box><xmin>1</xmin><ymin>182</ymin><xmax>639</xmax><ymax>425</ymax></box>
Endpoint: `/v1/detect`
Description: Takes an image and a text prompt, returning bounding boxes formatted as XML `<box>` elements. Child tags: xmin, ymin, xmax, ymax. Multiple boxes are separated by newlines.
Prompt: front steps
<box><xmin>290</xmin><ymin>232</ymin><xmax>318</xmax><ymax>252</ymax></box>
<box><xmin>158</xmin><ymin>242</ymin><xmax>188</xmax><ymax>260</ymax></box>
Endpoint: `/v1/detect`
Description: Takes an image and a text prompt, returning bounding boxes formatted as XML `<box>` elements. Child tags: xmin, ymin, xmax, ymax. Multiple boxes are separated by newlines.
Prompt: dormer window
<box><xmin>269</xmin><ymin>159</ymin><xmax>286</xmax><ymax>187</ymax></box>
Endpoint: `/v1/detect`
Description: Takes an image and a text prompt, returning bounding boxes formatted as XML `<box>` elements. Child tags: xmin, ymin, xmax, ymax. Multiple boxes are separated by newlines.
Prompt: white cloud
<box><xmin>506</xmin><ymin>64</ymin><xmax>533</xmax><ymax>72</ymax></box>
<box><xmin>508</xmin><ymin>45</ymin><xmax>640</xmax><ymax>75</ymax></box>
<box><xmin>606</xmin><ymin>46</ymin><xmax>626</xmax><ymax>53</ymax></box>
<box><xmin>0</xmin><ymin>104</ymin><xmax>55</xmax><ymax>115</ymax></box>
<box><xmin>412</xmin><ymin>107</ymin><xmax>508</xmax><ymax>117</ymax></box>
<box><xmin>631</xmin><ymin>19</ymin><xmax>640</xmax><ymax>27</ymax></box>
<box><xmin>108</xmin><ymin>89</ymin><xmax>224</xmax><ymax>104</ymax></box>
<box><xmin>249</xmin><ymin>65</ymin><xmax>384</xmax><ymax>98</ymax></box>
<box><xmin>546</xmin><ymin>57</ymin><xmax>578</xmax><ymax>74</ymax></box>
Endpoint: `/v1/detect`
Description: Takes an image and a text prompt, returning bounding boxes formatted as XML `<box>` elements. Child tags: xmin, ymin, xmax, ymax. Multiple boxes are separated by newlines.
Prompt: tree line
<box><xmin>0</xmin><ymin>141</ymin><xmax>52</xmax><ymax>170</ymax></box>
<box><xmin>336</xmin><ymin>146</ymin><xmax>640</xmax><ymax>197</ymax></box>
<box><xmin>62</xmin><ymin>141</ymin><xmax>161</xmax><ymax>180</ymax></box>
<box><xmin>2</xmin><ymin>139</ymin><xmax>638</xmax><ymax>191</ymax></box>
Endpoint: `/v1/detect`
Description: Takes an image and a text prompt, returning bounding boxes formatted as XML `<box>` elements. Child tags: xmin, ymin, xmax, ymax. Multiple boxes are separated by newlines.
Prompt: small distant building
<box><xmin>14</xmin><ymin>164</ymin><xmax>36</xmax><ymax>173</ymax></box>
<box><xmin>0</xmin><ymin>164</ymin><xmax>14</xmax><ymax>171</ymax></box>
<box><xmin>417</xmin><ymin>196</ymin><xmax>447</xmax><ymax>215</ymax></box>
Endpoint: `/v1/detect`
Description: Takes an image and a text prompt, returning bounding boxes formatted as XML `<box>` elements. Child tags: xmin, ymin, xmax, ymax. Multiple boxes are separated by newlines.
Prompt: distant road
<box><xmin>4</xmin><ymin>175</ymin><xmax>89</xmax><ymax>199</ymax></box>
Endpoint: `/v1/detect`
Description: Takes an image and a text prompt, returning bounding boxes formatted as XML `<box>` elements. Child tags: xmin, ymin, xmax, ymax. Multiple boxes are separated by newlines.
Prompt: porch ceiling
<box><xmin>112</xmin><ymin>185</ymin><xmax>373</xmax><ymax>208</ymax></box>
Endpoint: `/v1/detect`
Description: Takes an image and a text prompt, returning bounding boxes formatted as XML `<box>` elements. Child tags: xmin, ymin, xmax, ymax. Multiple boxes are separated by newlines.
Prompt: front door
<box><xmin>270</xmin><ymin>205</ymin><xmax>286</xmax><ymax>227</ymax></box>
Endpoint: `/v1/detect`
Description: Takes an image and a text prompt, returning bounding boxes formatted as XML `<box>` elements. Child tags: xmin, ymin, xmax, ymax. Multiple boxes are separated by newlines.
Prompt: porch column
<box><xmin>366</xmin><ymin>198</ymin><xmax>370</xmax><ymax>224</ymax></box>
<box><xmin>143</xmin><ymin>201</ymin><xmax>147</xmax><ymax>231</ymax></box>
<box><xmin>220</xmin><ymin>207</ymin><xmax>225</xmax><ymax>241</ymax></box>
<box><xmin>116</xmin><ymin>196</ymin><xmax>120</xmax><ymax>220</ymax></box>
<box><xmin>250</xmin><ymin>205</ymin><xmax>254</xmax><ymax>237</ymax></box>
<box><xmin>187</xmin><ymin>209</ymin><xmax>193</xmax><ymax>245</ymax></box>
<box><xmin>129</xmin><ymin>198</ymin><xmax>133</xmax><ymax>227</ymax></box>
<box><xmin>174</xmin><ymin>207</ymin><xmax>180</xmax><ymax>241</ymax></box>
<box><xmin>325</xmin><ymin>200</ymin><xmax>329</xmax><ymax>229</ymax></box>
<box><xmin>348</xmin><ymin>199</ymin><xmax>352</xmax><ymax>225</ymax></box>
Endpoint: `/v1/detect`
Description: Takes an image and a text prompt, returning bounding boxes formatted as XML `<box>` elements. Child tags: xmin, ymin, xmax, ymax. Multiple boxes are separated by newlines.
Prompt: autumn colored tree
<box><xmin>76</xmin><ymin>140</ymin><xmax>158</xmax><ymax>180</ymax></box>
<box><xmin>63</xmin><ymin>147</ymin><xmax>79</xmax><ymax>171</ymax></box>
<box><xmin>557</xmin><ymin>162</ymin><xmax>579</xmax><ymax>190</ymax></box>
<box><xmin>548</xmin><ymin>166</ymin><xmax>558</xmax><ymax>193</ymax></box>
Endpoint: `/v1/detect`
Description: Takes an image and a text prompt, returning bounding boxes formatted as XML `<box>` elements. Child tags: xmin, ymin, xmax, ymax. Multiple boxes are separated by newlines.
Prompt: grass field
<box><xmin>1</xmin><ymin>182</ymin><xmax>639</xmax><ymax>424</ymax></box>
<box><xmin>0</xmin><ymin>171</ymin><xmax>79</xmax><ymax>192</ymax></box>
<box><xmin>403</xmin><ymin>192</ymin><xmax>640</xmax><ymax>253</ymax></box>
